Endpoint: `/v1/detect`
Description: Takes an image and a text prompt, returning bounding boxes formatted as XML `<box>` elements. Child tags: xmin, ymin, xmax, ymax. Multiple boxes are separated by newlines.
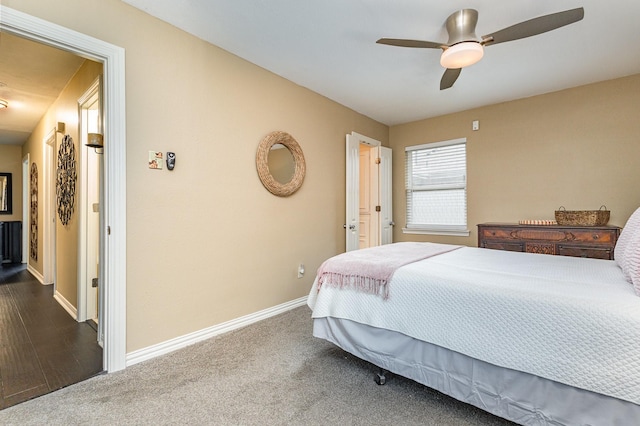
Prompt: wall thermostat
<box><xmin>166</xmin><ymin>152</ymin><xmax>176</xmax><ymax>170</ymax></box>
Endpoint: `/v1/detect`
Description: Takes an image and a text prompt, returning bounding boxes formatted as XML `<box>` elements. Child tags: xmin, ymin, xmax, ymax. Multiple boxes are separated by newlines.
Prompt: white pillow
<box><xmin>615</xmin><ymin>207</ymin><xmax>640</xmax><ymax>280</ymax></box>
<box><xmin>626</xmin><ymin>230</ymin><xmax>640</xmax><ymax>296</ymax></box>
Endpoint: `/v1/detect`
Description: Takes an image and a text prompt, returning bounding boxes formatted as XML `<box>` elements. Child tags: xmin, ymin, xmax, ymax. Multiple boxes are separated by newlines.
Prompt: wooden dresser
<box><xmin>477</xmin><ymin>223</ymin><xmax>621</xmax><ymax>260</ymax></box>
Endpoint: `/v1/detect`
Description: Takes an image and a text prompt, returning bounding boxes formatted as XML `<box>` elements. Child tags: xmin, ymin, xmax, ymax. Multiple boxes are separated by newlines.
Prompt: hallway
<box><xmin>0</xmin><ymin>264</ymin><xmax>103</xmax><ymax>409</ymax></box>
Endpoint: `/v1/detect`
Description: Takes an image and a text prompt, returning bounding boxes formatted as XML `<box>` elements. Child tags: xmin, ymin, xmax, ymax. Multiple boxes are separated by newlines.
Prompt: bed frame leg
<box><xmin>374</xmin><ymin>367</ymin><xmax>387</xmax><ymax>385</ymax></box>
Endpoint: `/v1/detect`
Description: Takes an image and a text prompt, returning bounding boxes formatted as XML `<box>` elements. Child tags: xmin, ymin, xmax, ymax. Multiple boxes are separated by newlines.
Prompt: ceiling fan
<box><xmin>377</xmin><ymin>7</ymin><xmax>584</xmax><ymax>90</ymax></box>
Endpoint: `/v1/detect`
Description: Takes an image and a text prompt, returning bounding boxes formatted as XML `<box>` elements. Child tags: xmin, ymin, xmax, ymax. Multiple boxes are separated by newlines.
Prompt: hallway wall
<box><xmin>0</xmin><ymin>145</ymin><xmax>22</xmax><ymax>222</ymax></box>
<box><xmin>21</xmin><ymin>60</ymin><xmax>103</xmax><ymax>308</ymax></box>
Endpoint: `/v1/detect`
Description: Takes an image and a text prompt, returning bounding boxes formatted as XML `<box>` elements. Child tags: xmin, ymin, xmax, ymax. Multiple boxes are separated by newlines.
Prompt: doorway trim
<box><xmin>1</xmin><ymin>6</ymin><xmax>127</xmax><ymax>372</ymax></box>
<box><xmin>22</xmin><ymin>154</ymin><xmax>29</xmax><ymax>263</ymax></box>
<box><xmin>43</xmin><ymin>129</ymin><xmax>57</xmax><ymax>286</ymax></box>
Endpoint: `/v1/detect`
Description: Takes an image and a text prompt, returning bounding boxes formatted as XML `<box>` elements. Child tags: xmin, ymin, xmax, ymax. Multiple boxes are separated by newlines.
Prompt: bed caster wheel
<box><xmin>375</xmin><ymin>369</ymin><xmax>387</xmax><ymax>385</ymax></box>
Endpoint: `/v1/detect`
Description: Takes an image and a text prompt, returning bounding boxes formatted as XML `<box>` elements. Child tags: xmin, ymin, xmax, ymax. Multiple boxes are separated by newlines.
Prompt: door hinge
<box><xmin>375</xmin><ymin>205</ymin><xmax>381</xmax><ymax>212</ymax></box>
<box><xmin>91</xmin><ymin>278</ymin><xmax>99</xmax><ymax>288</ymax></box>
<box><xmin>375</xmin><ymin>157</ymin><xmax>381</xmax><ymax>164</ymax></box>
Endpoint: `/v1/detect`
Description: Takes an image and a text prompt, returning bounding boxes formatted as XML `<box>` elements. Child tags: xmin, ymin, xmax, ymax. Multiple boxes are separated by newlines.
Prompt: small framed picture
<box><xmin>149</xmin><ymin>151</ymin><xmax>163</xmax><ymax>170</ymax></box>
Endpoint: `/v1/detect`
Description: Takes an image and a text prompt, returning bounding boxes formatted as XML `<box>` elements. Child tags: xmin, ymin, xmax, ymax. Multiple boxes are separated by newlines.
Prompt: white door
<box><xmin>345</xmin><ymin>133</ymin><xmax>360</xmax><ymax>252</ymax></box>
<box><xmin>379</xmin><ymin>146</ymin><xmax>393</xmax><ymax>245</ymax></box>
<box><xmin>345</xmin><ymin>132</ymin><xmax>393</xmax><ymax>252</ymax></box>
<box><xmin>78</xmin><ymin>77</ymin><xmax>102</xmax><ymax>329</ymax></box>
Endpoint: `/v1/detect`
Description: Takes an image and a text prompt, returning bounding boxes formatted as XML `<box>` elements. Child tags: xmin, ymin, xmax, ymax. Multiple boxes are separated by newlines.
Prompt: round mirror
<box><xmin>268</xmin><ymin>144</ymin><xmax>295</xmax><ymax>184</ymax></box>
<box><xmin>256</xmin><ymin>131</ymin><xmax>305</xmax><ymax>197</ymax></box>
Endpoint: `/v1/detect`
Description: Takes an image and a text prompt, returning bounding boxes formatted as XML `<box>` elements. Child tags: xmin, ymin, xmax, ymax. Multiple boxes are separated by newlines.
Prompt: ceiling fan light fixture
<box><xmin>0</xmin><ymin>99</ymin><xmax>8</xmax><ymax>109</ymax></box>
<box><xmin>440</xmin><ymin>42</ymin><xmax>484</xmax><ymax>69</ymax></box>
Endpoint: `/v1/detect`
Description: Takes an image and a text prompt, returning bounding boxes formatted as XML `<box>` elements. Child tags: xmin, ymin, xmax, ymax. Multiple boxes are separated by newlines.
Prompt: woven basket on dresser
<box><xmin>554</xmin><ymin>206</ymin><xmax>610</xmax><ymax>226</ymax></box>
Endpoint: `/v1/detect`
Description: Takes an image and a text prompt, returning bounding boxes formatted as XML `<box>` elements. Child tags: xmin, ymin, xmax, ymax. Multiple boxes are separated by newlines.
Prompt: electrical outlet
<box><xmin>297</xmin><ymin>263</ymin><xmax>305</xmax><ymax>278</ymax></box>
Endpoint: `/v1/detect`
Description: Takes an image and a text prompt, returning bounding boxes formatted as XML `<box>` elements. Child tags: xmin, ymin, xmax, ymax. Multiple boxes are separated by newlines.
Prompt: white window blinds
<box><xmin>405</xmin><ymin>138</ymin><xmax>467</xmax><ymax>234</ymax></box>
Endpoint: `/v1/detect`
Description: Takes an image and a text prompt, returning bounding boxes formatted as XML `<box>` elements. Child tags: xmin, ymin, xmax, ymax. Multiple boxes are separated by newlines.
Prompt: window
<box><xmin>404</xmin><ymin>138</ymin><xmax>469</xmax><ymax>236</ymax></box>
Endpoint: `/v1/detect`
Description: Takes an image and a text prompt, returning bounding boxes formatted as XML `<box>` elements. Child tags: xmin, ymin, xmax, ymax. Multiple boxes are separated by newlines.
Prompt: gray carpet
<box><xmin>0</xmin><ymin>306</ymin><xmax>514</xmax><ymax>425</ymax></box>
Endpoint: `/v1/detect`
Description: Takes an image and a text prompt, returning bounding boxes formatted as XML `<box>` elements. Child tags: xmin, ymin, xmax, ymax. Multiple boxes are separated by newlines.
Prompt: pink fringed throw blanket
<box><xmin>316</xmin><ymin>242</ymin><xmax>461</xmax><ymax>299</ymax></box>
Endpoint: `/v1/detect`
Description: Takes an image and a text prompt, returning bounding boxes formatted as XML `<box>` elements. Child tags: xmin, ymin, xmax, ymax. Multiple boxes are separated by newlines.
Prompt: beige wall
<box><xmin>390</xmin><ymin>74</ymin><xmax>640</xmax><ymax>247</ymax></box>
<box><xmin>6</xmin><ymin>0</ymin><xmax>388</xmax><ymax>352</ymax></box>
<box><xmin>21</xmin><ymin>60</ymin><xmax>102</xmax><ymax>305</ymax></box>
<box><xmin>0</xmin><ymin>145</ymin><xmax>22</xmax><ymax>222</ymax></box>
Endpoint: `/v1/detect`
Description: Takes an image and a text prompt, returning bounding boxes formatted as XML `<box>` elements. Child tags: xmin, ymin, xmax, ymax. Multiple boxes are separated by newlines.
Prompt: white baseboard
<box><xmin>54</xmin><ymin>290</ymin><xmax>78</xmax><ymax>320</ymax></box>
<box><xmin>26</xmin><ymin>264</ymin><xmax>46</xmax><ymax>284</ymax></box>
<box><xmin>126</xmin><ymin>296</ymin><xmax>308</xmax><ymax>367</ymax></box>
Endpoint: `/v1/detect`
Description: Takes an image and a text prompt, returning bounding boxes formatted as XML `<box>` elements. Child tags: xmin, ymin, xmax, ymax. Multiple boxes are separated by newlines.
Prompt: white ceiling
<box><xmin>0</xmin><ymin>32</ymin><xmax>85</xmax><ymax>145</ymax></box>
<box><xmin>122</xmin><ymin>0</ymin><xmax>640</xmax><ymax>125</ymax></box>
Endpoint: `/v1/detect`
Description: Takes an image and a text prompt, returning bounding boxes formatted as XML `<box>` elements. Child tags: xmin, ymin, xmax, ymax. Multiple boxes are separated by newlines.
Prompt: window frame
<box><xmin>403</xmin><ymin>137</ymin><xmax>470</xmax><ymax>237</ymax></box>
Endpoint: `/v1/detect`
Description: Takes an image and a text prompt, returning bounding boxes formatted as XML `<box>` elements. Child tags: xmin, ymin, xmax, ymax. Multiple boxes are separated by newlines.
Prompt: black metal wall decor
<box><xmin>30</xmin><ymin>162</ymin><xmax>38</xmax><ymax>260</ymax></box>
<box><xmin>56</xmin><ymin>135</ymin><xmax>77</xmax><ymax>226</ymax></box>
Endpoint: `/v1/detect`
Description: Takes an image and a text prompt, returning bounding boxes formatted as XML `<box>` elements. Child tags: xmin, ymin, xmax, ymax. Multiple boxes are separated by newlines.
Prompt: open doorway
<box><xmin>358</xmin><ymin>144</ymin><xmax>380</xmax><ymax>248</ymax></box>
<box><xmin>1</xmin><ymin>5</ymin><xmax>126</xmax><ymax>372</ymax></box>
<box><xmin>345</xmin><ymin>132</ymin><xmax>393</xmax><ymax>252</ymax></box>
<box><xmin>0</xmin><ymin>29</ymin><xmax>106</xmax><ymax>410</ymax></box>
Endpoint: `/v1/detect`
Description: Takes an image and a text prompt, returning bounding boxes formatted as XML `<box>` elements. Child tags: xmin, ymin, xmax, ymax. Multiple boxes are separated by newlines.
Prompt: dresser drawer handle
<box><xmin>592</xmin><ymin>234</ymin><xmax>599</xmax><ymax>240</ymax></box>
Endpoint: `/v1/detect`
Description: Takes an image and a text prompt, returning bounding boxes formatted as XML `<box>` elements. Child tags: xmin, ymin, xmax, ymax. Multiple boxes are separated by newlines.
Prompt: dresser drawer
<box><xmin>565</xmin><ymin>229</ymin><xmax>616</xmax><ymax>244</ymax></box>
<box><xmin>483</xmin><ymin>241</ymin><xmax>525</xmax><ymax>252</ymax></box>
<box><xmin>481</xmin><ymin>228</ymin><xmax>561</xmax><ymax>242</ymax></box>
<box><xmin>525</xmin><ymin>242</ymin><xmax>556</xmax><ymax>255</ymax></box>
<box><xmin>480</xmin><ymin>228</ymin><xmax>513</xmax><ymax>240</ymax></box>
<box><xmin>557</xmin><ymin>245</ymin><xmax>612</xmax><ymax>260</ymax></box>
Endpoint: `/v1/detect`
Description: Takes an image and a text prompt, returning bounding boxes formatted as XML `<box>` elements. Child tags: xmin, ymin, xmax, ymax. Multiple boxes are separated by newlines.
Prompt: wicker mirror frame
<box><xmin>256</xmin><ymin>131</ymin><xmax>306</xmax><ymax>197</ymax></box>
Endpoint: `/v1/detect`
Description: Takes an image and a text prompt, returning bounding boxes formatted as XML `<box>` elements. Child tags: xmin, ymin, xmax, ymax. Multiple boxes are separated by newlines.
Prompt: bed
<box><xmin>307</xmin><ymin>211</ymin><xmax>640</xmax><ymax>425</ymax></box>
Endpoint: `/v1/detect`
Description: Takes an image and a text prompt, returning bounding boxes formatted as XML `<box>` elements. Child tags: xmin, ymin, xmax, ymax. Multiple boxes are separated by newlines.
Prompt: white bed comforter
<box><xmin>308</xmin><ymin>246</ymin><xmax>640</xmax><ymax>405</ymax></box>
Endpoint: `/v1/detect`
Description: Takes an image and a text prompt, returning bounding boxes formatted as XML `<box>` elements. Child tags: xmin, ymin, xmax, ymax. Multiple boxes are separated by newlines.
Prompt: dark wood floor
<box><xmin>0</xmin><ymin>263</ymin><xmax>103</xmax><ymax>409</ymax></box>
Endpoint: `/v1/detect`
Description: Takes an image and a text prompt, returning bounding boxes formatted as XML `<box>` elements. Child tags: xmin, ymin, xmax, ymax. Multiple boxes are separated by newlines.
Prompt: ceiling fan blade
<box><xmin>440</xmin><ymin>68</ymin><xmax>462</xmax><ymax>90</ymax></box>
<box><xmin>482</xmin><ymin>7</ymin><xmax>584</xmax><ymax>46</ymax></box>
<box><xmin>376</xmin><ymin>38</ymin><xmax>444</xmax><ymax>49</ymax></box>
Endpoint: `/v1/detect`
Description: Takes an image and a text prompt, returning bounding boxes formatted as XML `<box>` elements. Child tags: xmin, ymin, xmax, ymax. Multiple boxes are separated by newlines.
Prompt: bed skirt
<box><xmin>313</xmin><ymin>317</ymin><xmax>640</xmax><ymax>426</ymax></box>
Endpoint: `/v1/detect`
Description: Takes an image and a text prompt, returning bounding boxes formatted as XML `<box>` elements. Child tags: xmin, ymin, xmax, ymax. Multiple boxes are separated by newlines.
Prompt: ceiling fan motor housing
<box><xmin>445</xmin><ymin>9</ymin><xmax>480</xmax><ymax>45</ymax></box>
